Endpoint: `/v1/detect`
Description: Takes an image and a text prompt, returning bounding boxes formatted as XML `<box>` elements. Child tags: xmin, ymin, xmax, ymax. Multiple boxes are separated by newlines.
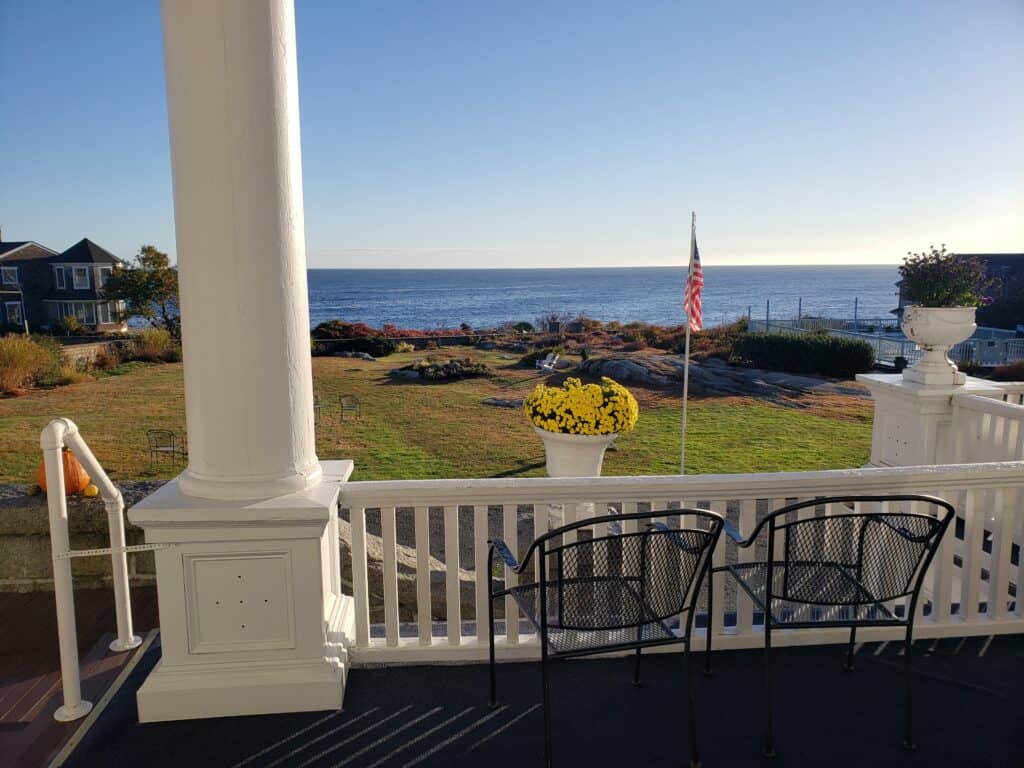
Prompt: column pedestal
<box><xmin>129</xmin><ymin>461</ymin><xmax>354</xmax><ymax>722</ymax></box>
<box><xmin>857</xmin><ymin>374</ymin><xmax>1002</xmax><ymax>467</ymax></box>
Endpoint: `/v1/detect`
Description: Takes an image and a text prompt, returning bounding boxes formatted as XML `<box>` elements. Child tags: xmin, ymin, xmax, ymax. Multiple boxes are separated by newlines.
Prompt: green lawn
<box><xmin>0</xmin><ymin>350</ymin><xmax>873</xmax><ymax>484</ymax></box>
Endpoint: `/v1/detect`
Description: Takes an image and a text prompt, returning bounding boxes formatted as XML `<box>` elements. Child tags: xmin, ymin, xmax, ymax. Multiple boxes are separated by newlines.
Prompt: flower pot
<box><xmin>901</xmin><ymin>306</ymin><xmax>976</xmax><ymax>387</ymax></box>
<box><xmin>534</xmin><ymin>427</ymin><xmax>617</xmax><ymax>478</ymax></box>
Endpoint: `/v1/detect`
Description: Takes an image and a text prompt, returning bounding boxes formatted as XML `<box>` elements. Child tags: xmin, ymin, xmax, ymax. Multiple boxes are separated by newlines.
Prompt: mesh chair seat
<box><xmin>729</xmin><ymin>562</ymin><xmax>898</xmax><ymax>626</ymax></box>
<box><xmin>509</xmin><ymin>577</ymin><xmax>678</xmax><ymax>656</ymax></box>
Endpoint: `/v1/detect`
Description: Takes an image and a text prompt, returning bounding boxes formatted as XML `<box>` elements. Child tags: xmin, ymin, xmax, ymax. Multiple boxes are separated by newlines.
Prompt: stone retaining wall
<box><xmin>0</xmin><ymin>482</ymin><xmax>161</xmax><ymax>592</ymax></box>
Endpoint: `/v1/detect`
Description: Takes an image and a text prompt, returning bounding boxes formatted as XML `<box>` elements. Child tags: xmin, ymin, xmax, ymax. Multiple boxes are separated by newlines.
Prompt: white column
<box><xmin>128</xmin><ymin>0</ymin><xmax>355</xmax><ymax>722</ymax></box>
<box><xmin>162</xmin><ymin>0</ymin><xmax>320</xmax><ymax>501</ymax></box>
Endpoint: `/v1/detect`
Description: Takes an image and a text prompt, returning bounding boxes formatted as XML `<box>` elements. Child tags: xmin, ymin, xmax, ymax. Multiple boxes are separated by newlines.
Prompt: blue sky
<box><xmin>1</xmin><ymin>0</ymin><xmax>1021</xmax><ymax>268</ymax></box>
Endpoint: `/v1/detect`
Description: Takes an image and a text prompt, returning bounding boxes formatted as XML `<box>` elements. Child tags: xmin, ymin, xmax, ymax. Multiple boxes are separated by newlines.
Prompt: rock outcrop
<box><xmin>580</xmin><ymin>354</ymin><xmax>868</xmax><ymax>407</ymax></box>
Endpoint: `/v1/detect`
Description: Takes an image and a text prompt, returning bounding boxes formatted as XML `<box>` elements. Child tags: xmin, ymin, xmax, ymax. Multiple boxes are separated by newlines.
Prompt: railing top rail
<box><xmin>340</xmin><ymin>460</ymin><xmax>1024</xmax><ymax>507</ymax></box>
<box><xmin>953</xmin><ymin>392</ymin><xmax>1024</xmax><ymax>418</ymax></box>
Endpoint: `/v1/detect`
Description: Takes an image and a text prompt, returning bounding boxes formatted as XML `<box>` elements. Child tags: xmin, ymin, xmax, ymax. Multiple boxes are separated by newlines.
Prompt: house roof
<box><xmin>0</xmin><ymin>241</ymin><xmax>59</xmax><ymax>262</ymax></box>
<box><xmin>53</xmin><ymin>238</ymin><xmax>122</xmax><ymax>265</ymax></box>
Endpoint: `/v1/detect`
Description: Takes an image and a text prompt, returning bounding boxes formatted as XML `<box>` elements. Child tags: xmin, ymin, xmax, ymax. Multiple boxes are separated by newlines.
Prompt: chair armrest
<box><xmin>488</xmin><ymin>539</ymin><xmax>520</xmax><ymax>570</ymax></box>
<box><xmin>723</xmin><ymin>519</ymin><xmax>750</xmax><ymax>546</ymax></box>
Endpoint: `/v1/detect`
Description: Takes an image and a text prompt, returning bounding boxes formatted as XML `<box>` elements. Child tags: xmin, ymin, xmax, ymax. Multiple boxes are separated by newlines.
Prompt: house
<box><xmin>0</xmin><ymin>232</ymin><xmax>127</xmax><ymax>333</ymax></box>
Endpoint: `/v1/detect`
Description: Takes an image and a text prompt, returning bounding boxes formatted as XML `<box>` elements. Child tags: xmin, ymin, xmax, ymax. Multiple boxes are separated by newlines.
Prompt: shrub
<box><xmin>512</xmin><ymin>321</ymin><xmax>534</xmax><ymax>333</ymax></box>
<box><xmin>133</xmin><ymin>328</ymin><xmax>180</xmax><ymax>362</ymax></box>
<box><xmin>0</xmin><ymin>335</ymin><xmax>60</xmax><ymax>394</ymax></box>
<box><xmin>58</xmin><ymin>316</ymin><xmax>86</xmax><ymax>336</ymax></box>
<box><xmin>899</xmin><ymin>246</ymin><xmax>997</xmax><ymax>307</ymax></box>
<box><xmin>332</xmin><ymin>336</ymin><xmax>396</xmax><ymax>358</ymax></box>
<box><xmin>991</xmin><ymin>362</ymin><xmax>1024</xmax><ymax>382</ymax></box>
<box><xmin>398</xmin><ymin>357</ymin><xmax>490</xmax><ymax>381</ymax></box>
<box><xmin>731</xmin><ymin>333</ymin><xmax>875</xmax><ymax>378</ymax></box>
<box><xmin>94</xmin><ymin>346</ymin><xmax>122</xmax><ymax>370</ymax></box>
<box><xmin>394</xmin><ymin>341</ymin><xmax>416</xmax><ymax>354</ymax></box>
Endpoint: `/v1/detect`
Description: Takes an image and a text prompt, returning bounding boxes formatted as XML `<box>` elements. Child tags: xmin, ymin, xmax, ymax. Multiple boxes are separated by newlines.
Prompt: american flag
<box><xmin>683</xmin><ymin>239</ymin><xmax>703</xmax><ymax>332</ymax></box>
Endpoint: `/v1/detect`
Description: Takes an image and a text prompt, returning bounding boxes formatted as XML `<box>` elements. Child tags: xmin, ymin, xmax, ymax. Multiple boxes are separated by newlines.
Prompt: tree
<box><xmin>104</xmin><ymin>245</ymin><xmax>180</xmax><ymax>336</ymax></box>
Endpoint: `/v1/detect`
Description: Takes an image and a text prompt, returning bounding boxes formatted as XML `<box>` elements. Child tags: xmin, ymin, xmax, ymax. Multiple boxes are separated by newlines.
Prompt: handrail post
<box><xmin>106</xmin><ymin>492</ymin><xmax>142</xmax><ymax>652</ymax></box>
<box><xmin>41</xmin><ymin>419</ymin><xmax>93</xmax><ymax>722</ymax></box>
<box><xmin>63</xmin><ymin>428</ymin><xmax>141</xmax><ymax>652</ymax></box>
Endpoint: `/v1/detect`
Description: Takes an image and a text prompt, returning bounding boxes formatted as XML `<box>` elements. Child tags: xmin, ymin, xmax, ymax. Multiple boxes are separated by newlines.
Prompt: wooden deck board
<box><xmin>0</xmin><ymin>587</ymin><xmax>158</xmax><ymax>767</ymax></box>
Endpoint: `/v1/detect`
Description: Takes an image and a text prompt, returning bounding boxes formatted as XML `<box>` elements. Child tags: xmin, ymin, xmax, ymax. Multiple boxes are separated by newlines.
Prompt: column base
<box><xmin>129</xmin><ymin>460</ymin><xmax>355</xmax><ymax>723</ymax></box>
<box><xmin>137</xmin><ymin>598</ymin><xmax>352</xmax><ymax>722</ymax></box>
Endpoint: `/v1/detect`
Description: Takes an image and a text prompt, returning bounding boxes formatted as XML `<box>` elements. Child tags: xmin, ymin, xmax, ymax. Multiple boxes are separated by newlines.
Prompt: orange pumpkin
<box><xmin>37</xmin><ymin>449</ymin><xmax>91</xmax><ymax>495</ymax></box>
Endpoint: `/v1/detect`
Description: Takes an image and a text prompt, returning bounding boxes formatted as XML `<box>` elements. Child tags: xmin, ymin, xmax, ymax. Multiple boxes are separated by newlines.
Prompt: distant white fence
<box><xmin>340</xmin><ymin>461</ymin><xmax>1024</xmax><ymax>664</ymax></box>
<box><xmin>748</xmin><ymin>318</ymin><xmax>1024</xmax><ymax>367</ymax></box>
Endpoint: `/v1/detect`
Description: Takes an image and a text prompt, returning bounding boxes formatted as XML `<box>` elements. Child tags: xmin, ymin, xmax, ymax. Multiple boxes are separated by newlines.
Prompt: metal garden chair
<box><xmin>714</xmin><ymin>494</ymin><xmax>955</xmax><ymax>758</ymax></box>
<box><xmin>146</xmin><ymin>429</ymin><xmax>186</xmax><ymax>467</ymax></box>
<box><xmin>339</xmin><ymin>395</ymin><xmax>360</xmax><ymax>421</ymax></box>
<box><xmin>488</xmin><ymin>508</ymin><xmax>723</xmax><ymax>768</ymax></box>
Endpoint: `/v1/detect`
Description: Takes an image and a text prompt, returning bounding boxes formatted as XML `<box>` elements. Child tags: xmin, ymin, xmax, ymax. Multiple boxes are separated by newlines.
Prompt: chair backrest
<box><xmin>767</xmin><ymin>495</ymin><xmax>954</xmax><ymax>606</ymax></box>
<box><xmin>340</xmin><ymin>395</ymin><xmax>359</xmax><ymax>409</ymax></box>
<box><xmin>146</xmin><ymin>429</ymin><xmax>176</xmax><ymax>449</ymax></box>
<box><xmin>539</xmin><ymin>509</ymin><xmax>722</xmax><ymax>631</ymax></box>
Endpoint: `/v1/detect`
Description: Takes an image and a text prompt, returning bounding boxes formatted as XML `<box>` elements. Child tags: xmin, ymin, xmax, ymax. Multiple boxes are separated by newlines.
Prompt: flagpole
<box><xmin>680</xmin><ymin>211</ymin><xmax>696</xmax><ymax>474</ymax></box>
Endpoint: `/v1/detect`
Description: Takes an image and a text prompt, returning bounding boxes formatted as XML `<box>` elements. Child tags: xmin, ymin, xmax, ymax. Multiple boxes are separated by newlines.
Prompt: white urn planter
<box><xmin>901</xmin><ymin>305</ymin><xmax>976</xmax><ymax>387</ymax></box>
<box><xmin>534</xmin><ymin>427</ymin><xmax>617</xmax><ymax>478</ymax></box>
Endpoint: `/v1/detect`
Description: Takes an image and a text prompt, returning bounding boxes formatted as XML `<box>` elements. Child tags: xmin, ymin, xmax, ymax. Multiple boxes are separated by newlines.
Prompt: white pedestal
<box><xmin>857</xmin><ymin>374</ymin><xmax>1003</xmax><ymax>467</ymax></box>
<box><xmin>128</xmin><ymin>461</ymin><xmax>355</xmax><ymax>722</ymax></box>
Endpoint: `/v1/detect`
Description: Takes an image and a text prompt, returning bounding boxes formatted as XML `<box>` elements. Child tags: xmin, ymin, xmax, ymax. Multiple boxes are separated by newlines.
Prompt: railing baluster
<box><xmin>381</xmin><ymin>505</ymin><xmax>400</xmax><ymax>646</ymax></box>
<box><xmin>444</xmin><ymin>505</ymin><xmax>461</xmax><ymax>645</ymax></box>
<box><xmin>736</xmin><ymin>499</ymin><xmax>755</xmax><ymax>635</ymax></box>
<box><xmin>534</xmin><ymin>501</ymin><xmax>549</xmax><ymax>591</ymax></box>
<box><xmin>930</xmin><ymin>490</ymin><xmax>954</xmax><ymax>624</ymax></box>
<box><xmin>351</xmin><ymin>506</ymin><xmax>371</xmax><ymax>647</ymax></box>
<box><xmin>987</xmin><ymin>488</ymin><xmax>1013</xmax><ymax>620</ymax></box>
<box><xmin>710</xmin><ymin>500</ymin><xmax>726</xmax><ymax>637</ymax></box>
<box><xmin>503</xmin><ymin>503</ymin><xmax>519</xmax><ymax>646</ymax></box>
<box><xmin>474</xmin><ymin>505</ymin><xmax>489</xmax><ymax>644</ymax></box>
<box><xmin>961</xmin><ymin>489</ymin><xmax>983</xmax><ymax>622</ymax></box>
<box><xmin>414</xmin><ymin>505</ymin><xmax>432</xmax><ymax>646</ymax></box>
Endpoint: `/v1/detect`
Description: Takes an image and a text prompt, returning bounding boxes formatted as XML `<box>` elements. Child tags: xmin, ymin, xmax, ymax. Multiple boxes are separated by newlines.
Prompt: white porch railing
<box><xmin>340</xmin><ymin>461</ymin><xmax>1024</xmax><ymax>664</ymax></box>
<box><xmin>41</xmin><ymin>418</ymin><xmax>166</xmax><ymax>722</ymax></box>
<box><xmin>953</xmin><ymin>392</ymin><xmax>1024</xmax><ymax>462</ymax></box>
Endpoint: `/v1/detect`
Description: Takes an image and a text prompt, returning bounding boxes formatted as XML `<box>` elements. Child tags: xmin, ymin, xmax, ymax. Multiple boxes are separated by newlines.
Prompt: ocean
<box><xmin>306</xmin><ymin>265</ymin><xmax>901</xmax><ymax>331</ymax></box>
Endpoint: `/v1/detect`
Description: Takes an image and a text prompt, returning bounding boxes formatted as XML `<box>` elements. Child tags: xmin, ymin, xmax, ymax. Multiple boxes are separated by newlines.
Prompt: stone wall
<box><xmin>0</xmin><ymin>482</ymin><xmax>162</xmax><ymax>592</ymax></box>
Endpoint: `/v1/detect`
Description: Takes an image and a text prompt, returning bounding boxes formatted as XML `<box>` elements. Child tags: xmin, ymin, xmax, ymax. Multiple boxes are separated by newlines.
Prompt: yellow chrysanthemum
<box><xmin>524</xmin><ymin>376</ymin><xmax>639</xmax><ymax>435</ymax></box>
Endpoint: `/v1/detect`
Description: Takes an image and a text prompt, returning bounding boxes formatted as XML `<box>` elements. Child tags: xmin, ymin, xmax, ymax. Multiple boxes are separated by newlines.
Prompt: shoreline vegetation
<box><xmin>0</xmin><ymin>316</ymin><xmax>878</xmax><ymax>486</ymax></box>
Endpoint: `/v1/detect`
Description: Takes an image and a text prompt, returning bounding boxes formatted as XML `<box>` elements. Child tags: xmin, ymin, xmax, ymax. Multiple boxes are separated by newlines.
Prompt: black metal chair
<box><xmin>714</xmin><ymin>494</ymin><xmax>955</xmax><ymax>758</ymax></box>
<box><xmin>146</xmin><ymin>429</ymin><xmax>186</xmax><ymax>466</ymax></box>
<box><xmin>488</xmin><ymin>508</ymin><xmax>723</xmax><ymax>768</ymax></box>
<box><xmin>339</xmin><ymin>395</ymin><xmax>360</xmax><ymax>421</ymax></box>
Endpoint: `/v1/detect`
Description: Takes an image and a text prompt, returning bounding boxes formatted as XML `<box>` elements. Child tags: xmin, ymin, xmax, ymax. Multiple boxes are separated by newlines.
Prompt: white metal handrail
<box><xmin>40</xmin><ymin>417</ymin><xmax>158</xmax><ymax>722</ymax></box>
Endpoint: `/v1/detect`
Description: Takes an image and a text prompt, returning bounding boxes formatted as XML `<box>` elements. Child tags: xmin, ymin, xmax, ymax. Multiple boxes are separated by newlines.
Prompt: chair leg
<box><xmin>542</xmin><ymin>654</ymin><xmax>553</xmax><ymax>768</ymax></box>
<box><xmin>488</xmin><ymin>596</ymin><xmax>498</xmax><ymax>709</ymax></box>
<box><xmin>704</xmin><ymin>569</ymin><xmax>714</xmax><ymax>675</ymax></box>
<box><xmin>632</xmin><ymin>647</ymin><xmax>642</xmax><ymax>686</ymax></box>
<box><xmin>844</xmin><ymin>626</ymin><xmax>857</xmax><ymax>671</ymax></box>
<box><xmin>763</xmin><ymin>625</ymin><xmax>776</xmax><ymax>759</ymax></box>
<box><xmin>686</xmin><ymin>638</ymin><xmax>701</xmax><ymax>768</ymax></box>
<box><xmin>903</xmin><ymin>626</ymin><xmax>916</xmax><ymax>751</ymax></box>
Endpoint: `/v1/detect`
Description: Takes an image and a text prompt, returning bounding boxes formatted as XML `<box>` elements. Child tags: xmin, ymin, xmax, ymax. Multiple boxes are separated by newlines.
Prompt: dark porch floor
<box><xmin>67</xmin><ymin>634</ymin><xmax>1024</xmax><ymax>768</ymax></box>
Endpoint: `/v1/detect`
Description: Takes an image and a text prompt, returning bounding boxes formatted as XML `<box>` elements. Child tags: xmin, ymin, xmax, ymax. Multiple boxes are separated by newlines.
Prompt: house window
<box><xmin>98</xmin><ymin>302</ymin><xmax>112</xmax><ymax>324</ymax></box>
<box><xmin>1</xmin><ymin>266</ymin><xmax>18</xmax><ymax>286</ymax></box>
<box><xmin>60</xmin><ymin>301</ymin><xmax>96</xmax><ymax>325</ymax></box>
<box><xmin>5</xmin><ymin>302</ymin><xmax>22</xmax><ymax>325</ymax></box>
<box><xmin>98</xmin><ymin>267</ymin><xmax>112</xmax><ymax>288</ymax></box>
<box><xmin>72</xmin><ymin>266</ymin><xmax>90</xmax><ymax>289</ymax></box>
<box><xmin>55</xmin><ymin>266</ymin><xmax>66</xmax><ymax>290</ymax></box>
